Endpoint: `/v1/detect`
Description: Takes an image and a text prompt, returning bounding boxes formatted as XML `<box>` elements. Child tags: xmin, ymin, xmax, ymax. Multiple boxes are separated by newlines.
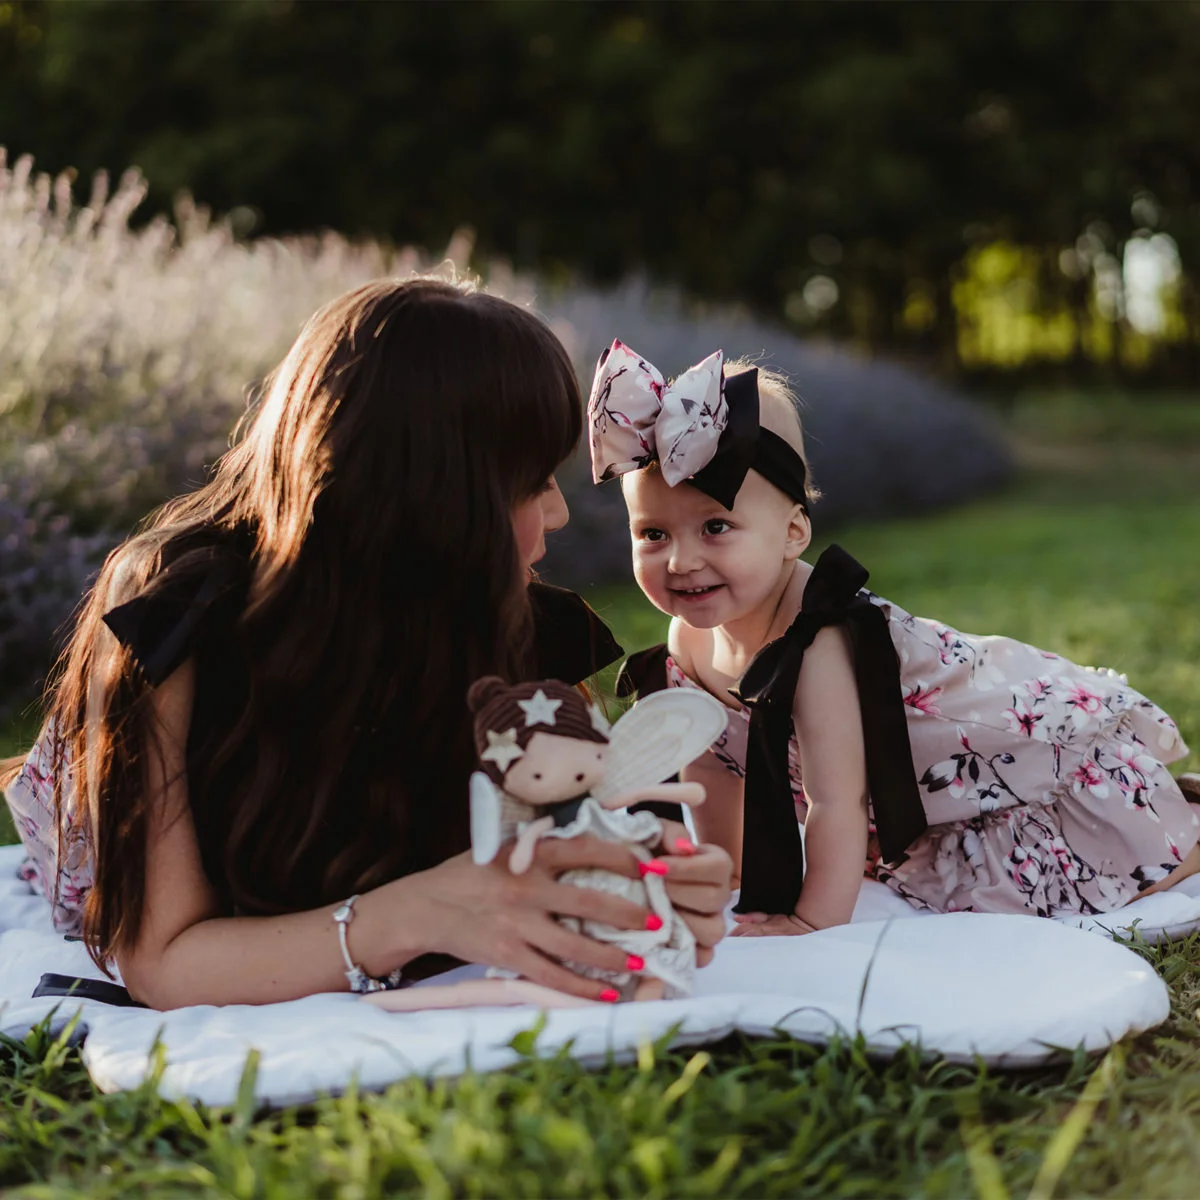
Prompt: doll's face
<box><xmin>503</xmin><ymin>732</ymin><xmax>608</xmax><ymax>805</ymax></box>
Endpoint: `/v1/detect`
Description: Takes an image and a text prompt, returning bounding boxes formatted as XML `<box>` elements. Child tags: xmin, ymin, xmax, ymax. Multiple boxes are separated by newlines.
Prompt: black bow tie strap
<box><xmin>615</xmin><ymin>643</ymin><xmax>671</xmax><ymax>699</ymax></box>
<box><xmin>731</xmin><ymin>544</ymin><xmax>928</xmax><ymax>915</ymax></box>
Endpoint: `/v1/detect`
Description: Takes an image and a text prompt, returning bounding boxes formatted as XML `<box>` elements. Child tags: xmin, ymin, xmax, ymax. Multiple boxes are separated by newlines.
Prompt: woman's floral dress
<box><xmin>667</xmin><ymin>567</ymin><xmax>1198</xmax><ymax>918</ymax></box>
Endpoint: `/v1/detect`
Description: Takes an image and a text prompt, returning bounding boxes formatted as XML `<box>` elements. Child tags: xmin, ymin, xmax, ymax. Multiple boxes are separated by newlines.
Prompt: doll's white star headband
<box><xmin>586</xmin><ymin>340</ymin><xmax>810</xmax><ymax>512</ymax></box>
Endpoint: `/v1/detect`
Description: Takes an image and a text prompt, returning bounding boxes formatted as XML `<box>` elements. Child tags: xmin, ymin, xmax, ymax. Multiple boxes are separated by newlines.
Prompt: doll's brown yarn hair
<box><xmin>469</xmin><ymin>676</ymin><xmax>608</xmax><ymax>784</ymax></box>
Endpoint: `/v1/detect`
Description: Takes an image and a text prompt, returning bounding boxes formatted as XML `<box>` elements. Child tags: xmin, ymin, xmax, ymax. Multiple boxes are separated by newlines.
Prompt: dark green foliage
<box><xmin>3</xmin><ymin>0</ymin><xmax>1200</xmax><ymax>376</ymax></box>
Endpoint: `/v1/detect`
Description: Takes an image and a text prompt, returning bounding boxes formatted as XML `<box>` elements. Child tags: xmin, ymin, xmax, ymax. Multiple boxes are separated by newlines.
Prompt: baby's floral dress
<box><xmin>662</xmin><ymin>546</ymin><xmax>1197</xmax><ymax>918</ymax></box>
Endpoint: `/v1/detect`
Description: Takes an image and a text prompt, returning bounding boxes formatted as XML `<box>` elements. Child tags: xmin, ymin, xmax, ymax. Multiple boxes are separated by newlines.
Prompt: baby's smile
<box><xmin>669</xmin><ymin>583</ymin><xmax>725</xmax><ymax>600</ymax></box>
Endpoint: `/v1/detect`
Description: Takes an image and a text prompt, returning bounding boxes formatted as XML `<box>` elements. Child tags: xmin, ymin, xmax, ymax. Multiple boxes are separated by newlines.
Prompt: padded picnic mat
<box><xmin>0</xmin><ymin>843</ymin><xmax>1188</xmax><ymax>1107</ymax></box>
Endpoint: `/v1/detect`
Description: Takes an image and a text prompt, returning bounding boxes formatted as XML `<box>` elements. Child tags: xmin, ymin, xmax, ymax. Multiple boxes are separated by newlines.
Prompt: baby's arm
<box><xmin>682</xmin><ymin>755</ymin><xmax>744</xmax><ymax>883</ymax></box>
<box><xmin>667</xmin><ymin>617</ymin><xmax>746</xmax><ymax>877</ymax></box>
<box><xmin>731</xmin><ymin>624</ymin><xmax>869</xmax><ymax>937</ymax></box>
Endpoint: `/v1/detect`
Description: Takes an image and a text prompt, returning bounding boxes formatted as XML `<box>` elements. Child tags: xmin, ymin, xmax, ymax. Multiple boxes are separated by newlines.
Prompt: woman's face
<box><xmin>512</xmin><ymin>476</ymin><xmax>570</xmax><ymax>570</ymax></box>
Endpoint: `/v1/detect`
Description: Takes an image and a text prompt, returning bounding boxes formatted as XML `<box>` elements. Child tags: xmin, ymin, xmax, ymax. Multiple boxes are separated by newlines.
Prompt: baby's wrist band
<box><xmin>332</xmin><ymin>894</ymin><xmax>411</xmax><ymax>993</ymax></box>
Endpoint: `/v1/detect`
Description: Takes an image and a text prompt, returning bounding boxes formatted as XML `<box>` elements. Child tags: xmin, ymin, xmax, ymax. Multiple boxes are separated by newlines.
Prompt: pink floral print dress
<box><xmin>664</xmin><ymin>549</ymin><xmax>1198</xmax><ymax>918</ymax></box>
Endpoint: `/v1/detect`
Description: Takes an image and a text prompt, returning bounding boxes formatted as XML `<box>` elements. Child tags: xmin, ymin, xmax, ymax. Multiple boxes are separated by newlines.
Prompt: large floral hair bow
<box><xmin>587</xmin><ymin>340</ymin><xmax>808</xmax><ymax>512</ymax></box>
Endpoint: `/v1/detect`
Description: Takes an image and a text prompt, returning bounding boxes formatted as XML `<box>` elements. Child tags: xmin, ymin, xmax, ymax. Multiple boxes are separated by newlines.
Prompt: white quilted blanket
<box><xmin>2</xmin><ymin>843</ymin><xmax>1193</xmax><ymax>1108</ymax></box>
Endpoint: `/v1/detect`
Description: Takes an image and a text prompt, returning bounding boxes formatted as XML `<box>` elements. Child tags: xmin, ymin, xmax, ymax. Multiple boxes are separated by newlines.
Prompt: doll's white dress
<box><xmin>527</xmin><ymin>799</ymin><xmax>695</xmax><ymax>998</ymax></box>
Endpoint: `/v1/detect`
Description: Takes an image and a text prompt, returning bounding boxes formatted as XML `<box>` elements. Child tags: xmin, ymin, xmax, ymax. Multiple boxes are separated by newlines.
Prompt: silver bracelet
<box><xmin>332</xmin><ymin>894</ymin><xmax>410</xmax><ymax>994</ymax></box>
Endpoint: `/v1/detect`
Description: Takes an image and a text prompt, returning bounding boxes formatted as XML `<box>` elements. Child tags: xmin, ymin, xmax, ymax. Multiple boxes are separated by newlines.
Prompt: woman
<box><xmin>2</xmin><ymin>278</ymin><xmax>732</xmax><ymax>1009</ymax></box>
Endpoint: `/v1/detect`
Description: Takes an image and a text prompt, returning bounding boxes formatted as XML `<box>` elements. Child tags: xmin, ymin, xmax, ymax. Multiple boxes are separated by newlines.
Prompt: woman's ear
<box><xmin>784</xmin><ymin>505</ymin><xmax>812</xmax><ymax>561</ymax></box>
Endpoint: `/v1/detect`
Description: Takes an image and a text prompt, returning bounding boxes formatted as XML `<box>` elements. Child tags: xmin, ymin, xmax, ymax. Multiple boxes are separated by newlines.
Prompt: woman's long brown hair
<box><xmin>42</xmin><ymin>277</ymin><xmax>582</xmax><ymax>968</ymax></box>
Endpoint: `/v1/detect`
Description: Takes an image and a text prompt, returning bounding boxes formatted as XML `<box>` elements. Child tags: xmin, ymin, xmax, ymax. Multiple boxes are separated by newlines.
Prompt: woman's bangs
<box><xmin>487</xmin><ymin>307</ymin><xmax>582</xmax><ymax>498</ymax></box>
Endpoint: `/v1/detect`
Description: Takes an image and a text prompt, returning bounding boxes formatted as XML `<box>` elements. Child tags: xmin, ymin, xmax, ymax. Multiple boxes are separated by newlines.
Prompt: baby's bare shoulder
<box><xmin>667</xmin><ymin>618</ymin><xmax>710</xmax><ymax>677</ymax></box>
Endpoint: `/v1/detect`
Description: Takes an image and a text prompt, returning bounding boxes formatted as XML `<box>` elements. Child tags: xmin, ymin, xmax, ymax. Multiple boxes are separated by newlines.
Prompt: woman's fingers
<box><xmin>674</xmin><ymin>910</ymin><xmax>726</xmax><ymax>953</ymax></box>
<box><xmin>652</xmin><ymin>830</ymin><xmax>733</xmax><ymax>902</ymax></box>
<box><xmin>663</xmin><ymin>879</ymin><xmax>729</xmax><ymax>918</ymax></box>
<box><xmin>504</xmin><ymin>942</ymin><xmax>617</xmax><ymax>1001</ymax></box>
<box><xmin>533</xmin><ymin>918</ymin><xmax>632</xmax><ymax>977</ymax></box>
<box><xmin>535</xmin><ymin>834</ymin><xmax>640</xmax><ymax>879</ymax></box>
<box><xmin>541</xmin><ymin>878</ymin><xmax>650</xmax><ymax>932</ymax></box>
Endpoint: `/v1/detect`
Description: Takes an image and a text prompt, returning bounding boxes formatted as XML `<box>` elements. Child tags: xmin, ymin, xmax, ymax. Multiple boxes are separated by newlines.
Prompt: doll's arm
<box><xmin>508</xmin><ymin>816</ymin><xmax>556</xmax><ymax>874</ymax></box>
<box><xmin>599</xmin><ymin>781</ymin><xmax>707</xmax><ymax>810</ymax></box>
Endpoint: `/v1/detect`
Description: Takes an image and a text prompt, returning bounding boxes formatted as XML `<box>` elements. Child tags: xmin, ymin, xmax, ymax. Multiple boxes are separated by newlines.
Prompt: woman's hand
<box><xmin>728</xmin><ymin>911</ymin><xmax>817</xmax><ymax>937</ymax></box>
<box><xmin>390</xmin><ymin>836</ymin><xmax>657</xmax><ymax>1001</ymax></box>
<box><xmin>650</xmin><ymin>820</ymin><xmax>733</xmax><ymax>966</ymax></box>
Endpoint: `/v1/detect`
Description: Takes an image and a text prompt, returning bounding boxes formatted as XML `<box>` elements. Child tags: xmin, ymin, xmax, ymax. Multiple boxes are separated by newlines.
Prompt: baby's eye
<box><xmin>638</xmin><ymin>528</ymin><xmax>667</xmax><ymax>543</ymax></box>
<box><xmin>703</xmin><ymin>518</ymin><xmax>732</xmax><ymax>536</ymax></box>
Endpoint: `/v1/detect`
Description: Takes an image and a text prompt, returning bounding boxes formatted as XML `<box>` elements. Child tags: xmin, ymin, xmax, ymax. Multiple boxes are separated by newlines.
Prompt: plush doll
<box><xmin>365</xmin><ymin>677</ymin><xmax>726</xmax><ymax>1012</ymax></box>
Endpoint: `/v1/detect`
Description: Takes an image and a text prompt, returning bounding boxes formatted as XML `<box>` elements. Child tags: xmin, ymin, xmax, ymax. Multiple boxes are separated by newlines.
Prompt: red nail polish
<box><xmin>626</xmin><ymin>954</ymin><xmax>645</xmax><ymax>972</ymax></box>
<box><xmin>599</xmin><ymin>987</ymin><xmax>620</xmax><ymax>1003</ymax></box>
<box><xmin>645</xmin><ymin>914</ymin><xmax>663</xmax><ymax>931</ymax></box>
<box><xmin>674</xmin><ymin>837</ymin><xmax>696</xmax><ymax>854</ymax></box>
<box><xmin>639</xmin><ymin>859</ymin><xmax>668</xmax><ymax>877</ymax></box>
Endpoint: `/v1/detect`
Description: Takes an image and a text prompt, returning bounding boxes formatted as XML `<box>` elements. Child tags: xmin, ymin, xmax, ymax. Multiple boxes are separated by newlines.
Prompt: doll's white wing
<box><xmin>593</xmin><ymin>689</ymin><xmax>728</xmax><ymax>803</ymax></box>
<box><xmin>470</xmin><ymin>771</ymin><xmax>505</xmax><ymax>865</ymax></box>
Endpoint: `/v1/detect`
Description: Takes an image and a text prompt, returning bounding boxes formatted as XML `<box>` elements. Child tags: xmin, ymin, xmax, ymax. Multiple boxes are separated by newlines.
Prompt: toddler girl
<box><xmin>590</xmin><ymin>339</ymin><xmax>1200</xmax><ymax>932</ymax></box>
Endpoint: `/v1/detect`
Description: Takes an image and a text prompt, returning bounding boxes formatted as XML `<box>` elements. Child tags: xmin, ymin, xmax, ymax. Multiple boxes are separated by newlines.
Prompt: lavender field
<box><xmin>0</xmin><ymin>149</ymin><xmax>1013</xmax><ymax>712</ymax></box>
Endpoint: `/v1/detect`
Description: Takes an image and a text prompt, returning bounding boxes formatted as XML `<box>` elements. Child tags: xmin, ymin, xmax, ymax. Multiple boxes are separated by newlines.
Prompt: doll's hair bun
<box><xmin>468</xmin><ymin>675</ymin><xmax>510</xmax><ymax>713</ymax></box>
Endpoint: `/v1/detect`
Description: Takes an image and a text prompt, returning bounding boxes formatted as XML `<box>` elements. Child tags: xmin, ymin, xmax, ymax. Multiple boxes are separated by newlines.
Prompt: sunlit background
<box><xmin>2</xmin><ymin>0</ymin><xmax>1198</xmax><ymax>735</ymax></box>
<box><xmin>3</xmin><ymin>7</ymin><xmax>1200</xmax><ymax>1190</ymax></box>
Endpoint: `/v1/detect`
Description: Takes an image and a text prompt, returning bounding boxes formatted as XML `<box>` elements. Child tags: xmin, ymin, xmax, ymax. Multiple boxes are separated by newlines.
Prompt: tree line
<box><xmin>3</xmin><ymin>0</ymin><xmax>1199</xmax><ymax>381</ymax></box>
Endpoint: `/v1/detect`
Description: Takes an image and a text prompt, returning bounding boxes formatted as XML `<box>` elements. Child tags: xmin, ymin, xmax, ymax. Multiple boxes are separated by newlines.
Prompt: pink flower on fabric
<box><xmin>935</xmin><ymin>628</ymin><xmax>965</xmax><ymax>665</ymax></box>
<box><xmin>1065</xmin><ymin>683</ymin><xmax>1105</xmax><ymax>729</ymax></box>
<box><xmin>1003</xmin><ymin>700</ymin><xmax>1044</xmax><ymax>739</ymax></box>
<box><xmin>1067</xmin><ymin>684</ymin><xmax>1103</xmax><ymax>713</ymax></box>
<box><xmin>1025</xmin><ymin>677</ymin><xmax>1054</xmax><ymax>700</ymax></box>
<box><xmin>1008</xmin><ymin>846</ymin><xmax>1042</xmax><ymax>892</ymax></box>
<box><xmin>903</xmin><ymin>683</ymin><xmax>944</xmax><ymax>716</ymax></box>
<box><xmin>1165</xmin><ymin>832</ymin><xmax>1183</xmax><ymax>862</ymax></box>
<box><xmin>1112</xmin><ymin>740</ymin><xmax>1157</xmax><ymax>783</ymax></box>
<box><xmin>1047</xmin><ymin>836</ymin><xmax>1080</xmax><ymax>881</ymax></box>
<box><xmin>1068</xmin><ymin>759</ymin><xmax>1110</xmax><ymax>799</ymax></box>
<box><xmin>922</xmin><ymin>757</ymin><xmax>968</xmax><ymax>798</ymax></box>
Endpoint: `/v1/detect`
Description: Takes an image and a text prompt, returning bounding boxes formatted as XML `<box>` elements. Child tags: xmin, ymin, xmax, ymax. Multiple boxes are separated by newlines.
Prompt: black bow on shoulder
<box><xmin>731</xmin><ymin>544</ymin><xmax>927</xmax><ymax>914</ymax></box>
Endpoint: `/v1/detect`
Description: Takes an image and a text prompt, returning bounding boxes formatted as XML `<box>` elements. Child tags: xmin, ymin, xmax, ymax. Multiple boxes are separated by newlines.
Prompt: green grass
<box><xmin>3</xmin><ymin>393</ymin><xmax>1200</xmax><ymax>1196</ymax></box>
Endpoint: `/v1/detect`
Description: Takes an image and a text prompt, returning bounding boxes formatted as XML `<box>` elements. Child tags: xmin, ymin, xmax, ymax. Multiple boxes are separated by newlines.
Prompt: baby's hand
<box><xmin>728</xmin><ymin>912</ymin><xmax>817</xmax><ymax>937</ymax></box>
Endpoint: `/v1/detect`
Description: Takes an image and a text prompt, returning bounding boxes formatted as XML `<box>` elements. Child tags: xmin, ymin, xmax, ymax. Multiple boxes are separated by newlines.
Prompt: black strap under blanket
<box><xmin>731</xmin><ymin>544</ymin><xmax>927</xmax><ymax>914</ymax></box>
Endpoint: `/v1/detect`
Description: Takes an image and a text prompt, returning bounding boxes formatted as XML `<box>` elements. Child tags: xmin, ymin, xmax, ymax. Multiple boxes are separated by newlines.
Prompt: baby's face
<box><xmin>503</xmin><ymin>732</ymin><xmax>608</xmax><ymax>805</ymax></box>
<box><xmin>623</xmin><ymin>468</ymin><xmax>806</xmax><ymax>629</ymax></box>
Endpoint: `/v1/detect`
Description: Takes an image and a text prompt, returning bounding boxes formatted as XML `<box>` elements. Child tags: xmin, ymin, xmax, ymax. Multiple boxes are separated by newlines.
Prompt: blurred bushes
<box><xmin>0</xmin><ymin>152</ymin><xmax>1011</xmax><ymax>710</ymax></box>
<box><xmin>3</xmin><ymin>0</ymin><xmax>1199</xmax><ymax>379</ymax></box>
